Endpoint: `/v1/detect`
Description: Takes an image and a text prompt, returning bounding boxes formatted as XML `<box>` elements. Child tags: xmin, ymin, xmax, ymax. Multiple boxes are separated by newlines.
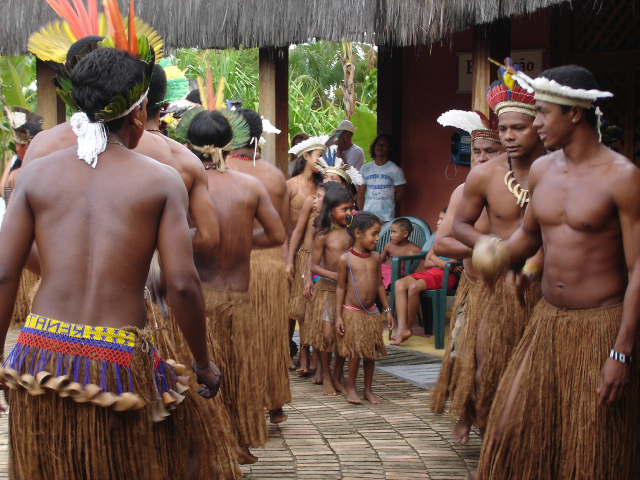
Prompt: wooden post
<box><xmin>259</xmin><ymin>47</ymin><xmax>289</xmax><ymax>173</ymax></box>
<box><xmin>36</xmin><ymin>59</ymin><xmax>62</xmax><ymax>130</ymax></box>
<box><xmin>377</xmin><ymin>45</ymin><xmax>403</xmax><ymax>163</ymax></box>
<box><xmin>471</xmin><ymin>20</ymin><xmax>511</xmax><ymax>117</ymax></box>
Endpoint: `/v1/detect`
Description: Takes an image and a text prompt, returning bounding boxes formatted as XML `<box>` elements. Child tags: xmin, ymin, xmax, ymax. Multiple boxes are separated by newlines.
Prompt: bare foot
<box><xmin>332</xmin><ymin>378</ymin><xmax>348</xmax><ymax>395</ymax></box>
<box><xmin>296</xmin><ymin>350</ymin><xmax>310</xmax><ymax>375</ymax></box>
<box><xmin>364</xmin><ymin>390</ymin><xmax>382</xmax><ymax>404</ymax></box>
<box><xmin>236</xmin><ymin>445</ymin><xmax>258</xmax><ymax>464</ymax></box>
<box><xmin>338</xmin><ymin>374</ymin><xmax>348</xmax><ymax>387</ymax></box>
<box><xmin>269</xmin><ymin>408</ymin><xmax>288</xmax><ymax>424</ymax></box>
<box><xmin>309</xmin><ymin>354</ymin><xmax>318</xmax><ymax>372</ymax></box>
<box><xmin>312</xmin><ymin>370</ymin><xmax>323</xmax><ymax>384</ymax></box>
<box><xmin>391</xmin><ymin>328</ymin><xmax>413</xmax><ymax>345</ymax></box>
<box><xmin>289</xmin><ymin>356</ymin><xmax>297</xmax><ymax>370</ymax></box>
<box><xmin>346</xmin><ymin>387</ymin><xmax>361</xmax><ymax>404</ymax></box>
<box><xmin>465</xmin><ymin>470</ymin><xmax>478</xmax><ymax>480</ymax></box>
<box><xmin>323</xmin><ymin>377</ymin><xmax>337</xmax><ymax>396</ymax></box>
<box><xmin>452</xmin><ymin>417</ymin><xmax>471</xmax><ymax>444</ymax></box>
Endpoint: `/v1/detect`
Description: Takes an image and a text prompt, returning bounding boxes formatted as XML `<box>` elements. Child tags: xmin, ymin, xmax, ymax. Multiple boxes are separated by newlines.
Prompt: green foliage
<box><xmin>350</xmin><ymin>111</ymin><xmax>377</xmax><ymax>164</ymax></box>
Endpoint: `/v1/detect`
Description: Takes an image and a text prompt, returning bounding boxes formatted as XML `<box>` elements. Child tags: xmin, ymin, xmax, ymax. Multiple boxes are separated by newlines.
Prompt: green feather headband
<box><xmin>157</xmin><ymin>58</ymin><xmax>189</xmax><ymax>106</ymax></box>
<box><xmin>176</xmin><ymin>106</ymin><xmax>250</xmax><ymax>152</ymax></box>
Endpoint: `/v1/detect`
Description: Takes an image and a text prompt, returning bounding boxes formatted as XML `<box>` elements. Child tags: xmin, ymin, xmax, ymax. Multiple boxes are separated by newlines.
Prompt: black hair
<box><xmin>15</xmin><ymin>123</ymin><xmax>43</xmax><ymax>141</ymax></box>
<box><xmin>539</xmin><ymin>65</ymin><xmax>601</xmax><ymax>129</ymax></box>
<box><xmin>347</xmin><ymin>211</ymin><xmax>381</xmax><ymax>239</ymax></box>
<box><xmin>186</xmin><ymin>110</ymin><xmax>233</xmax><ymax>162</ymax></box>
<box><xmin>185</xmin><ymin>89</ymin><xmax>201</xmax><ymax>104</ymax></box>
<box><xmin>146</xmin><ymin>64</ymin><xmax>167</xmax><ymax>117</ymax></box>
<box><xmin>441</xmin><ymin>206</ymin><xmax>448</xmax><ymax>214</ymax></box>
<box><xmin>66</xmin><ymin>35</ymin><xmax>104</xmax><ymax>61</ymax></box>
<box><xmin>392</xmin><ymin>217</ymin><xmax>413</xmax><ymax>234</ymax></box>
<box><xmin>369</xmin><ymin>133</ymin><xmax>395</xmax><ymax>161</ymax></box>
<box><xmin>322</xmin><ymin>181</ymin><xmax>343</xmax><ymax>191</ymax></box>
<box><xmin>314</xmin><ymin>187</ymin><xmax>353</xmax><ymax>236</ymax></box>
<box><xmin>236</xmin><ymin>108</ymin><xmax>263</xmax><ymax>148</ymax></box>
<box><xmin>291</xmin><ymin>149</ymin><xmax>324</xmax><ymax>186</ymax></box>
<box><xmin>71</xmin><ymin>48</ymin><xmax>148</xmax><ymax>133</ymax></box>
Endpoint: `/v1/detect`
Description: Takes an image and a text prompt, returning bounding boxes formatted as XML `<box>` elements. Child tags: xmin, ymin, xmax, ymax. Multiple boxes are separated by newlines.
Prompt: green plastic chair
<box><xmin>376</xmin><ymin>216</ymin><xmax>431</xmax><ymax>254</ymax></box>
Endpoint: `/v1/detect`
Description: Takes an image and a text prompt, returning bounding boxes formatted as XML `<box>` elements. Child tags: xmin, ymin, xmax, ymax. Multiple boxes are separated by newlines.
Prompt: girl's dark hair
<box><xmin>71</xmin><ymin>48</ymin><xmax>148</xmax><ymax>133</ymax></box>
<box><xmin>539</xmin><ymin>65</ymin><xmax>601</xmax><ymax>128</ymax></box>
<box><xmin>314</xmin><ymin>187</ymin><xmax>353</xmax><ymax>236</ymax></box>
<box><xmin>347</xmin><ymin>211</ymin><xmax>381</xmax><ymax>239</ymax></box>
<box><xmin>369</xmin><ymin>133</ymin><xmax>395</xmax><ymax>161</ymax></box>
<box><xmin>441</xmin><ymin>206</ymin><xmax>448</xmax><ymax>214</ymax></box>
<box><xmin>236</xmin><ymin>108</ymin><xmax>263</xmax><ymax>148</ymax></box>
<box><xmin>291</xmin><ymin>149</ymin><xmax>323</xmax><ymax>186</ymax></box>
<box><xmin>187</xmin><ymin>110</ymin><xmax>233</xmax><ymax>162</ymax></box>
<box><xmin>322</xmin><ymin>181</ymin><xmax>343</xmax><ymax>191</ymax></box>
<box><xmin>146</xmin><ymin>64</ymin><xmax>167</xmax><ymax>116</ymax></box>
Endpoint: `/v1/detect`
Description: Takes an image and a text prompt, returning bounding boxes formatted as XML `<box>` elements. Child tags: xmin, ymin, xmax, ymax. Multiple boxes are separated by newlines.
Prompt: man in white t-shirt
<box><xmin>357</xmin><ymin>134</ymin><xmax>406</xmax><ymax>222</ymax></box>
<box><xmin>329</xmin><ymin>120</ymin><xmax>365</xmax><ymax>172</ymax></box>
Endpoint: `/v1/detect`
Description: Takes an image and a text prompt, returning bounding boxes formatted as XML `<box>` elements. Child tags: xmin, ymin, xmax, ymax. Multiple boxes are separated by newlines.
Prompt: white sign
<box><xmin>456</xmin><ymin>49</ymin><xmax>546</xmax><ymax>93</ymax></box>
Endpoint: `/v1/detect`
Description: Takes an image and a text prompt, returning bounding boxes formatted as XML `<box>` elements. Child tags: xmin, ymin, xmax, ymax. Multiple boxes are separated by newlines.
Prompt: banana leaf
<box><xmin>350</xmin><ymin>110</ymin><xmax>377</xmax><ymax>164</ymax></box>
<box><xmin>0</xmin><ymin>57</ymin><xmax>32</xmax><ymax>109</ymax></box>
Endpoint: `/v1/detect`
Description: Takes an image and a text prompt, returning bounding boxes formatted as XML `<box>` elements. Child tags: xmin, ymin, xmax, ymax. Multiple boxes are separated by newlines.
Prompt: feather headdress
<box><xmin>157</xmin><ymin>59</ymin><xmax>189</xmax><ymax>106</ymax></box>
<box><xmin>486</xmin><ymin>58</ymin><xmax>536</xmax><ymax>117</ymax></box>
<box><xmin>514</xmin><ymin>71</ymin><xmax>613</xmax><ymax>109</ymax></box>
<box><xmin>437</xmin><ymin>110</ymin><xmax>500</xmax><ymax>144</ymax></box>
<box><xmin>316</xmin><ymin>155</ymin><xmax>363</xmax><ymax>186</ymax></box>
<box><xmin>28</xmin><ymin>0</ymin><xmax>163</xmax><ymax>64</ymax></box>
<box><xmin>1</xmin><ymin>103</ymin><xmax>44</xmax><ymax>145</ymax></box>
<box><xmin>288</xmin><ymin>135</ymin><xmax>329</xmax><ymax>157</ymax></box>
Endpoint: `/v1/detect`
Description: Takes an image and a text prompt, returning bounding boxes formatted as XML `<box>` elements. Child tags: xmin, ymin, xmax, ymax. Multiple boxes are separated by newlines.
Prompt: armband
<box><xmin>521</xmin><ymin>264</ymin><xmax>538</xmax><ymax>282</ymax></box>
<box><xmin>610</xmin><ymin>349</ymin><xmax>632</xmax><ymax>365</ymax></box>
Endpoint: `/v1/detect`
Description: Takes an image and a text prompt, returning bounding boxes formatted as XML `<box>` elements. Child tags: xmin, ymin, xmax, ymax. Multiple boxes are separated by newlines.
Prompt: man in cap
<box><xmin>329</xmin><ymin>120</ymin><xmax>365</xmax><ymax>172</ymax></box>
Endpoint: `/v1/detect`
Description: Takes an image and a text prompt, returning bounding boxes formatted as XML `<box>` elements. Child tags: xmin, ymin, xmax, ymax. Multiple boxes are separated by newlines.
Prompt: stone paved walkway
<box><xmin>0</xmin><ymin>327</ymin><xmax>481</xmax><ymax>479</ymax></box>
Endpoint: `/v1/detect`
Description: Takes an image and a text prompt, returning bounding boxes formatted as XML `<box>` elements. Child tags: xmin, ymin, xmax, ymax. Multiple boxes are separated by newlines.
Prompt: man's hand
<box><xmin>336</xmin><ymin>316</ymin><xmax>345</xmax><ymax>336</ymax></box>
<box><xmin>191</xmin><ymin>360</ymin><xmax>221</xmax><ymax>399</ymax></box>
<box><xmin>506</xmin><ymin>270</ymin><xmax>530</xmax><ymax>306</ymax></box>
<box><xmin>303</xmin><ymin>279</ymin><xmax>314</xmax><ymax>299</ymax></box>
<box><xmin>597</xmin><ymin>357</ymin><xmax>631</xmax><ymax>406</ymax></box>
<box><xmin>285</xmin><ymin>262</ymin><xmax>295</xmax><ymax>283</ymax></box>
<box><xmin>386</xmin><ymin>311</ymin><xmax>395</xmax><ymax>331</ymax></box>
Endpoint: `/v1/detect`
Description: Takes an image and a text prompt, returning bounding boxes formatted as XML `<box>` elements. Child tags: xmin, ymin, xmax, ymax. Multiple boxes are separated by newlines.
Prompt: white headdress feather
<box><xmin>261</xmin><ymin>117</ymin><xmax>281</xmax><ymax>135</ymax></box>
<box><xmin>288</xmin><ymin>135</ymin><xmax>329</xmax><ymax>157</ymax></box>
<box><xmin>515</xmin><ymin>71</ymin><xmax>613</xmax><ymax>105</ymax></box>
<box><xmin>437</xmin><ymin>110</ymin><xmax>486</xmax><ymax>134</ymax></box>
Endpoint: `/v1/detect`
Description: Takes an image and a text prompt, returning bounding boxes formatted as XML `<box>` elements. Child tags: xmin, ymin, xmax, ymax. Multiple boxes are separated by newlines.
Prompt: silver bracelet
<box><xmin>382</xmin><ymin>308</ymin><xmax>391</xmax><ymax>313</ymax></box>
<box><xmin>610</xmin><ymin>349</ymin><xmax>632</xmax><ymax>365</ymax></box>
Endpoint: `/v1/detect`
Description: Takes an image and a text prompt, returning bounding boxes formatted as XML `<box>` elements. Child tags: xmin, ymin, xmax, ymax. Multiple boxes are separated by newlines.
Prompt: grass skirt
<box><xmin>478</xmin><ymin>299</ymin><xmax>640</xmax><ymax>480</ymax></box>
<box><xmin>146</xmin><ymin>297</ymin><xmax>242</xmax><ymax>480</ymax></box>
<box><xmin>249</xmin><ymin>248</ymin><xmax>291</xmax><ymax>411</ymax></box>
<box><xmin>336</xmin><ymin>308</ymin><xmax>387</xmax><ymax>360</ymax></box>
<box><xmin>289</xmin><ymin>244</ymin><xmax>311</xmax><ymax>323</ymax></box>
<box><xmin>430</xmin><ymin>273</ymin><xmax>475</xmax><ymax>414</ymax></box>
<box><xmin>450</xmin><ymin>275</ymin><xmax>541</xmax><ymax>428</ymax></box>
<box><xmin>3</xmin><ymin>314</ymin><xmax>189</xmax><ymax>480</ymax></box>
<box><xmin>11</xmin><ymin>269</ymin><xmax>40</xmax><ymax>326</ymax></box>
<box><xmin>306</xmin><ymin>278</ymin><xmax>337</xmax><ymax>352</ymax></box>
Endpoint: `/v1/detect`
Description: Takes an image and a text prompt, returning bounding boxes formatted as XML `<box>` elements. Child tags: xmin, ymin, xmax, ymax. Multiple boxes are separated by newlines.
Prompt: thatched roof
<box><xmin>0</xmin><ymin>0</ymin><xmax>569</xmax><ymax>56</ymax></box>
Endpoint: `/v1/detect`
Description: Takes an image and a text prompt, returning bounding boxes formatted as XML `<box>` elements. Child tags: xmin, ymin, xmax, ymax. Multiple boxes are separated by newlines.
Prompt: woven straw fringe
<box><xmin>478</xmin><ymin>299</ymin><xmax>640</xmax><ymax>480</ymax></box>
<box><xmin>306</xmin><ymin>278</ymin><xmax>337</xmax><ymax>352</ymax></box>
<box><xmin>8</xmin><ymin>325</ymin><xmax>189</xmax><ymax>480</ymax></box>
<box><xmin>11</xmin><ymin>269</ymin><xmax>40</xmax><ymax>326</ymax></box>
<box><xmin>450</xmin><ymin>276</ymin><xmax>541</xmax><ymax>427</ymax></box>
<box><xmin>146</xmin><ymin>299</ymin><xmax>242</xmax><ymax>480</ymax></box>
<box><xmin>289</xmin><ymin>244</ymin><xmax>311</xmax><ymax>323</ymax></box>
<box><xmin>430</xmin><ymin>274</ymin><xmax>473</xmax><ymax>414</ymax></box>
<box><xmin>249</xmin><ymin>248</ymin><xmax>291</xmax><ymax>411</ymax></box>
<box><xmin>336</xmin><ymin>308</ymin><xmax>387</xmax><ymax>360</ymax></box>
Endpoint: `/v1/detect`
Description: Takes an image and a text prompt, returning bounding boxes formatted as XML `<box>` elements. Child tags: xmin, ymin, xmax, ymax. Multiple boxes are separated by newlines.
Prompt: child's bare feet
<box><xmin>452</xmin><ymin>417</ymin><xmax>471</xmax><ymax>443</ymax></box>
<box><xmin>269</xmin><ymin>408</ymin><xmax>288</xmax><ymax>424</ymax></box>
<box><xmin>332</xmin><ymin>378</ymin><xmax>348</xmax><ymax>395</ymax></box>
<box><xmin>346</xmin><ymin>387</ymin><xmax>361</xmax><ymax>404</ymax></box>
<box><xmin>309</xmin><ymin>353</ymin><xmax>318</xmax><ymax>372</ymax></box>
<box><xmin>289</xmin><ymin>356</ymin><xmax>297</xmax><ymax>370</ymax></box>
<box><xmin>323</xmin><ymin>377</ymin><xmax>337</xmax><ymax>396</ymax></box>
<box><xmin>364</xmin><ymin>390</ymin><xmax>382</xmax><ymax>404</ymax></box>
<box><xmin>338</xmin><ymin>374</ymin><xmax>348</xmax><ymax>387</ymax></box>
<box><xmin>390</xmin><ymin>328</ymin><xmax>412</xmax><ymax>345</ymax></box>
<box><xmin>312</xmin><ymin>369</ymin><xmax>323</xmax><ymax>384</ymax></box>
<box><xmin>236</xmin><ymin>445</ymin><xmax>258</xmax><ymax>464</ymax></box>
<box><xmin>296</xmin><ymin>349</ymin><xmax>310</xmax><ymax>375</ymax></box>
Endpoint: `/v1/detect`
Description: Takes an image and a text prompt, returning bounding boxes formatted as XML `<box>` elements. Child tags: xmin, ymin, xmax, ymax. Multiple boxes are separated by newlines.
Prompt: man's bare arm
<box><xmin>394</xmin><ymin>184</ymin><xmax>405</xmax><ymax>204</ymax></box>
<box><xmin>451</xmin><ymin>165</ymin><xmax>492</xmax><ymax>248</ymax></box>
<box><xmin>357</xmin><ymin>184</ymin><xmax>367</xmax><ymax>211</ymax></box>
<box><xmin>188</xmin><ymin>164</ymin><xmax>220</xmax><ymax>251</ymax></box>
<box><xmin>253</xmin><ymin>180</ymin><xmax>287</xmax><ymax>248</ymax></box>
<box><xmin>434</xmin><ymin>185</ymin><xmax>472</xmax><ymax>258</ymax></box>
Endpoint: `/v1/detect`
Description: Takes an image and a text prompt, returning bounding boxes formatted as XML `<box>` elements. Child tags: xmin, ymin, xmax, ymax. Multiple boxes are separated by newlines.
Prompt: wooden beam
<box><xmin>36</xmin><ymin>59</ymin><xmax>61</xmax><ymax>130</ymax></box>
<box><xmin>377</xmin><ymin>45</ymin><xmax>403</xmax><ymax>164</ymax></box>
<box><xmin>259</xmin><ymin>47</ymin><xmax>289</xmax><ymax>174</ymax></box>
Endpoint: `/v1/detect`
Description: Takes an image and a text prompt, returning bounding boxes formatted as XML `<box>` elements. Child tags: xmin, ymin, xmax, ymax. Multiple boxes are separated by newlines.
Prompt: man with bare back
<box><xmin>226</xmin><ymin>108</ymin><xmax>292</xmax><ymax>424</ymax></box>
<box><xmin>0</xmin><ymin>48</ymin><xmax>218</xmax><ymax>479</ymax></box>
<box><xmin>450</xmin><ymin>63</ymin><xmax>546</xmax><ymax>470</ymax></box>
<box><xmin>429</xmin><ymin>110</ymin><xmax>504</xmax><ymax>444</ymax></box>
<box><xmin>22</xmin><ymin>41</ymin><xmax>219</xmax><ymax>252</ymax></box>
<box><xmin>179</xmin><ymin>109</ymin><xmax>285</xmax><ymax>465</ymax></box>
<box><xmin>475</xmin><ymin>65</ymin><xmax>640</xmax><ymax>480</ymax></box>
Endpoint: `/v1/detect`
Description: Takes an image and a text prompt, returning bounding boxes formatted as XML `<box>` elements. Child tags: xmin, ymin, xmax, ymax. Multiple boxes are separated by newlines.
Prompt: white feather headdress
<box><xmin>315</xmin><ymin>155</ymin><xmax>363</xmax><ymax>186</ymax></box>
<box><xmin>514</xmin><ymin>71</ymin><xmax>613</xmax><ymax>109</ymax></box>
<box><xmin>288</xmin><ymin>135</ymin><xmax>329</xmax><ymax>157</ymax></box>
<box><xmin>437</xmin><ymin>110</ymin><xmax>486</xmax><ymax>133</ymax></box>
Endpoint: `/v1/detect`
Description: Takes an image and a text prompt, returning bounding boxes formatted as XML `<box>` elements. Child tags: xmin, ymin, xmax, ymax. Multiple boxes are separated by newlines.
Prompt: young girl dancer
<box><xmin>308</xmin><ymin>187</ymin><xmax>354</xmax><ymax>395</ymax></box>
<box><xmin>336</xmin><ymin>211</ymin><xmax>393</xmax><ymax>404</ymax></box>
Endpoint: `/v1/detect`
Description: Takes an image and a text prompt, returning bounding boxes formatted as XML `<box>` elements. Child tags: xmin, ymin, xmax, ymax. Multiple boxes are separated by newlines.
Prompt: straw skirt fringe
<box><xmin>478</xmin><ymin>299</ymin><xmax>640</xmax><ymax>480</ymax></box>
<box><xmin>289</xmin><ymin>244</ymin><xmax>311</xmax><ymax>322</ymax></box>
<box><xmin>8</xmin><ymin>325</ymin><xmax>189</xmax><ymax>480</ymax></box>
<box><xmin>146</xmin><ymin>298</ymin><xmax>242</xmax><ymax>480</ymax></box>
<box><xmin>306</xmin><ymin>278</ymin><xmax>337</xmax><ymax>352</ymax></box>
<box><xmin>11</xmin><ymin>269</ymin><xmax>39</xmax><ymax>326</ymax></box>
<box><xmin>430</xmin><ymin>273</ymin><xmax>474</xmax><ymax>414</ymax></box>
<box><xmin>249</xmin><ymin>248</ymin><xmax>291</xmax><ymax>411</ymax></box>
<box><xmin>336</xmin><ymin>308</ymin><xmax>386</xmax><ymax>360</ymax></box>
<box><xmin>450</xmin><ymin>275</ymin><xmax>541</xmax><ymax>427</ymax></box>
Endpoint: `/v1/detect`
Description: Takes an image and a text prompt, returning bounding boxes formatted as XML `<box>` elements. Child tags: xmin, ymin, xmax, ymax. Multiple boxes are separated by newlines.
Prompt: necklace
<box><xmin>349</xmin><ymin>247</ymin><xmax>371</xmax><ymax>258</ymax></box>
<box><xmin>227</xmin><ymin>153</ymin><xmax>261</xmax><ymax>161</ymax></box>
<box><xmin>107</xmin><ymin>140</ymin><xmax>126</xmax><ymax>148</ymax></box>
<box><xmin>504</xmin><ymin>156</ymin><xmax>529</xmax><ymax>207</ymax></box>
<box><xmin>145</xmin><ymin>128</ymin><xmax>163</xmax><ymax>134</ymax></box>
